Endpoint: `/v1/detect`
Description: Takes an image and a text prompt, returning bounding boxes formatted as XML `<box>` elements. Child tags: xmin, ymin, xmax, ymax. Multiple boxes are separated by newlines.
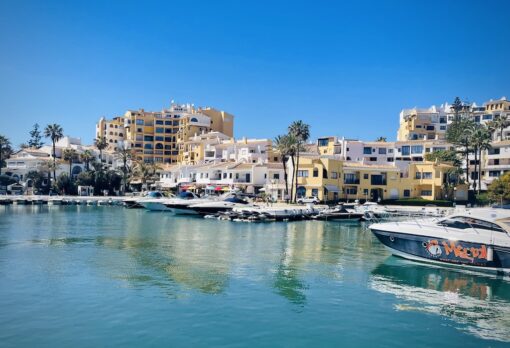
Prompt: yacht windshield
<box><xmin>438</xmin><ymin>216</ymin><xmax>505</xmax><ymax>232</ymax></box>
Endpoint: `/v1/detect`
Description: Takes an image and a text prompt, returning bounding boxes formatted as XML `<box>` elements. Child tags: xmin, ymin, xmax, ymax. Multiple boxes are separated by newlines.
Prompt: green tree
<box><xmin>76</xmin><ymin>171</ymin><xmax>95</xmax><ymax>187</ymax></box>
<box><xmin>487</xmin><ymin>173</ymin><xmax>510</xmax><ymax>206</ymax></box>
<box><xmin>80</xmin><ymin>150</ymin><xmax>94</xmax><ymax>171</ymax></box>
<box><xmin>115</xmin><ymin>144</ymin><xmax>133</xmax><ymax>193</ymax></box>
<box><xmin>95</xmin><ymin>136</ymin><xmax>108</xmax><ymax>164</ymax></box>
<box><xmin>28</xmin><ymin>123</ymin><xmax>44</xmax><ymax>148</ymax></box>
<box><xmin>63</xmin><ymin>148</ymin><xmax>79</xmax><ymax>182</ymax></box>
<box><xmin>446</xmin><ymin>117</ymin><xmax>476</xmax><ymax>190</ymax></box>
<box><xmin>450</xmin><ymin>96</ymin><xmax>464</xmax><ymax>121</ymax></box>
<box><xmin>273</xmin><ymin>134</ymin><xmax>297</xmax><ymax>201</ymax></box>
<box><xmin>375</xmin><ymin>136</ymin><xmax>387</xmax><ymax>142</ymax></box>
<box><xmin>288</xmin><ymin>120</ymin><xmax>310</xmax><ymax>202</ymax></box>
<box><xmin>424</xmin><ymin>149</ymin><xmax>460</xmax><ymax>166</ymax></box>
<box><xmin>55</xmin><ymin>173</ymin><xmax>75</xmax><ymax>195</ymax></box>
<box><xmin>494</xmin><ymin>114</ymin><xmax>510</xmax><ymax>141</ymax></box>
<box><xmin>0</xmin><ymin>135</ymin><xmax>12</xmax><ymax>175</ymax></box>
<box><xmin>44</xmin><ymin>124</ymin><xmax>64</xmax><ymax>181</ymax></box>
<box><xmin>26</xmin><ymin>170</ymin><xmax>50</xmax><ymax>194</ymax></box>
<box><xmin>471</xmin><ymin>125</ymin><xmax>492</xmax><ymax>194</ymax></box>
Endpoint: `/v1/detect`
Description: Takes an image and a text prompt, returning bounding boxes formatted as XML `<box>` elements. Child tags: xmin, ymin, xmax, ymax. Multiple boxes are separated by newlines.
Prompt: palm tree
<box><xmin>0</xmin><ymin>135</ymin><xmax>11</xmax><ymax>175</ymax></box>
<box><xmin>44</xmin><ymin>124</ymin><xmax>64</xmax><ymax>181</ymax></box>
<box><xmin>375</xmin><ymin>136</ymin><xmax>387</xmax><ymax>142</ymax></box>
<box><xmin>471</xmin><ymin>126</ymin><xmax>492</xmax><ymax>194</ymax></box>
<box><xmin>494</xmin><ymin>114</ymin><xmax>510</xmax><ymax>141</ymax></box>
<box><xmin>94</xmin><ymin>136</ymin><xmax>108</xmax><ymax>164</ymax></box>
<box><xmin>63</xmin><ymin>148</ymin><xmax>78</xmax><ymax>181</ymax></box>
<box><xmin>288</xmin><ymin>121</ymin><xmax>310</xmax><ymax>202</ymax></box>
<box><xmin>273</xmin><ymin>134</ymin><xmax>297</xmax><ymax>202</ymax></box>
<box><xmin>133</xmin><ymin>161</ymin><xmax>161</xmax><ymax>190</ymax></box>
<box><xmin>80</xmin><ymin>150</ymin><xmax>94</xmax><ymax>171</ymax></box>
<box><xmin>115</xmin><ymin>144</ymin><xmax>133</xmax><ymax>193</ymax></box>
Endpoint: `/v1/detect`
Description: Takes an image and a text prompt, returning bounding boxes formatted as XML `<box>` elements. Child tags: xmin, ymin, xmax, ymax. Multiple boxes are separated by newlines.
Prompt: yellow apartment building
<box><xmin>96</xmin><ymin>102</ymin><xmax>234</xmax><ymax>164</ymax></box>
<box><xmin>292</xmin><ymin>155</ymin><xmax>466</xmax><ymax>202</ymax></box>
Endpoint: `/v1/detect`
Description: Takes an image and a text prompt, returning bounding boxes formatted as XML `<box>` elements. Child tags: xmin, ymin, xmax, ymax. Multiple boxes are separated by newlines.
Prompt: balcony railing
<box><xmin>344</xmin><ymin>179</ymin><xmax>360</xmax><ymax>185</ymax></box>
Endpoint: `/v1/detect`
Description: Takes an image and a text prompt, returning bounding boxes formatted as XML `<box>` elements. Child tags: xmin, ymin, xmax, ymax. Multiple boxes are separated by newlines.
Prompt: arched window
<box><xmin>155</xmin><ymin>143</ymin><xmax>164</xmax><ymax>149</ymax></box>
<box><xmin>297</xmin><ymin>186</ymin><xmax>306</xmax><ymax>198</ymax></box>
<box><xmin>190</xmin><ymin>117</ymin><xmax>198</xmax><ymax>122</ymax></box>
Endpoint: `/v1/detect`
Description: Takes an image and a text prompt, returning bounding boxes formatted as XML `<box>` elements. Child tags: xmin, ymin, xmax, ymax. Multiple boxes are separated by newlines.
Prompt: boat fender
<box><xmin>389</xmin><ymin>236</ymin><xmax>395</xmax><ymax>242</ymax></box>
<box><xmin>487</xmin><ymin>246</ymin><xmax>494</xmax><ymax>262</ymax></box>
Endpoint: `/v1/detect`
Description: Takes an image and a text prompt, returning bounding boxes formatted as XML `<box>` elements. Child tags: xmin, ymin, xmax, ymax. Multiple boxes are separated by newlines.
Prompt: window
<box><xmin>371</xmin><ymin>174</ymin><xmax>387</xmax><ymax>185</ymax></box>
<box><xmin>363</xmin><ymin>173</ymin><xmax>369</xmax><ymax>179</ymax></box>
<box><xmin>313</xmin><ymin>168</ymin><xmax>319</xmax><ymax>177</ymax></box>
<box><xmin>387</xmin><ymin>157</ymin><xmax>394</xmax><ymax>162</ymax></box>
<box><xmin>369</xmin><ymin>157</ymin><xmax>377</xmax><ymax>162</ymax></box>
<box><xmin>416</xmin><ymin>172</ymin><xmax>432</xmax><ymax>179</ymax></box>
<box><xmin>318</xmin><ymin>138</ymin><xmax>329</xmax><ymax>147</ymax></box>
<box><xmin>344</xmin><ymin>173</ymin><xmax>359</xmax><ymax>184</ymax></box>
<box><xmin>378</xmin><ymin>148</ymin><xmax>387</xmax><ymax>154</ymax></box>
<box><xmin>311</xmin><ymin>189</ymin><xmax>319</xmax><ymax>197</ymax></box>
<box><xmin>273</xmin><ymin>173</ymin><xmax>280</xmax><ymax>179</ymax></box>
<box><xmin>363</xmin><ymin>147</ymin><xmax>372</xmax><ymax>154</ymax></box>
<box><xmin>411</xmin><ymin>145</ymin><xmax>423</xmax><ymax>154</ymax></box>
<box><xmin>345</xmin><ymin>187</ymin><xmax>357</xmax><ymax>195</ymax></box>
<box><xmin>421</xmin><ymin>190</ymin><xmax>432</xmax><ymax>196</ymax></box>
<box><xmin>156</xmin><ymin>127</ymin><xmax>164</xmax><ymax>133</ymax></box>
<box><xmin>401</xmin><ymin>146</ymin><xmax>410</xmax><ymax>156</ymax></box>
<box><xmin>155</xmin><ymin>120</ymin><xmax>164</xmax><ymax>125</ymax></box>
<box><xmin>483</xmin><ymin>114</ymin><xmax>493</xmax><ymax>120</ymax></box>
<box><xmin>144</xmin><ymin>135</ymin><xmax>154</xmax><ymax>142</ymax></box>
<box><xmin>403</xmin><ymin>189</ymin><xmax>410</xmax><ymax>197</ymax></box>
<box><xmin>331</xmin><ymin>172</ymin><xmax>338</xmax><ymax>179</ymax></box>
<box><xmin>297</xmin><ymin>170</ymin><xmax>309</xmax><ymax>177</ymax></box>
<box><xmin>489</xmin><ymin>171</ymin><xmax>501</xmax><ymax>177</ymax></box>
<box><xmin>135</xmin><ymin>119</ymin><xmax>144</xmax><ymax>125</ymax></box>
<box><xmin>165</xmin><ymin>121</ymin><xmax>172</xmax><ymax>125</ymax></box>
<box><xmin>426</xmin><ymin>125</ymin><xmax>434</xmax><ymax>131</ymax></box>
<box><xmin>155</xmin><ymin>136</ymin><xmax>164</xmax><ymax>141</ymax></box>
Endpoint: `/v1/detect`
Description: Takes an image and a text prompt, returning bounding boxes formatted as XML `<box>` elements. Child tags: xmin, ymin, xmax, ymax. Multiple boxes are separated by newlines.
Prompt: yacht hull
<box><xmin>371</xmin><ymin>229</ymin><xmax>510</xmax><ymax>274</ymax></box>
<box><xmin>140</xmin><ymin>202</ymin><xmax>172</xmax><ymax>212</ymax></box>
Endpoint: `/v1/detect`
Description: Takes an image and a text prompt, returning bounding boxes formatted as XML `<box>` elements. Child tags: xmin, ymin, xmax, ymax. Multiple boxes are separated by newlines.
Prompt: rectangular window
<box><xmin>369</xmin><ymin>157</ymin><xmax>377</xmax><ymax>162</ymax></box>
<box><xmin>345</xmin><ymin>187</ymin><xmax>357</xmax><ymax>195</ymax></box>
<box><xmin>403</xmin><ymin>189</ymin><xmax>410</xmax><ymax>197</ymax></box>
<box><xmin>135</xmin><ymin>119</ymin><xmax>144</xmax><ymax>125</ymax></box>
<box><xmin>401</xmin><ymin>146</ymin><xmax>410</xmax><ymax>156</ymax></box>
<box><xmin>378</xmin><ymin>148</ymin><xmax>387</xmax><ymax>154</ymax></box>
<box><xmin>411</xmin><ymin>145</ymin><xmax>423</xmax><ymax>154</ymax></box>
<box><xmin>421</xmin><ymin>190</ymin><xmax>432</xmax><ymax>196</ymax></box>
<box><xmin>156</xmin><ymin>127</ymin><xmax>164</xmax><ymax>133</ymax></box>
<box><xmin>387</xmin><ymin>157</ymin><xmax>394</xmax><ymax>162</ymax></box>
<box><xmin>317</xmin><ymin>138</ymin><xmax>329</xmax><ymax>147</ymax></box>
<box><xmin>155</xmin><ymin>136</ymin><xmax>164</xmax><ymax>141</ymax></box>
<box><xmin>155</xmin><ymin>120</ymin><xmax>164</xmax><ymax>125</ymax></box>
<box><xmin>363</xmin><ymin>147</ymin><xmax>372</xmax><ymax>154</ymax></box>
<box><xmin>273</xmin><ymin>173</ymin><xmax>280</xmax><ymax>179</ymax></box>
<box><xmin>363</xmin><ymin>173</ymin><xmax>369</xmax><ymax>179</ymax></box>
<box><xmin>344</xmin><ymin>173</ymin><xmax>359</xmax><ymax>184</ymax></box>
<box><xmin>331</xmin><ymin>172</ymin><xmax>338</xmax><ymax>179</ymax></box>
<box><xmin>297</xmin><ymin>170</ymin><xmax>309</xmax><ymax>177</ymax></box>
<box><xmin>483</xmin><ymin>114</ymin><xmax>493</xmax><ymax>120</ymax></box>
<box><xmin>311</xmin><ymin>189</ymin><xmax>319</xmax><ymax>197</ymax></box>
<box><xmin>422</xmin><ymin>172</ymin><xmax>432</xmax><ymax>179</ymax></box>
<box><xmin>144</xmin><ymin>135</ymin><xmax>154</xmax><ymax>142</ymax></box>
<box><xmin>371</xmin><ymin>174</ymin><xmax>387</xmax><ymax>185</ymax></box>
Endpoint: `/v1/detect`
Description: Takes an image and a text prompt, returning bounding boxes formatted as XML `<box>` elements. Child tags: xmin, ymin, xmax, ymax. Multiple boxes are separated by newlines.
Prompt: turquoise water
<box><xmin>1</xmin><ymin>205</ymin><xmax>509</xmax><ymax>347</ymax></box>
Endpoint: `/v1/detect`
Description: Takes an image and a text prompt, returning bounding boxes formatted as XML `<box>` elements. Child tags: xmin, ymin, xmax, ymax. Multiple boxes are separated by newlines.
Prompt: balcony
<box><xmin>344</xmin><ymin>179</ymin><xmax>360</xmax><ymax>185</ymax></box>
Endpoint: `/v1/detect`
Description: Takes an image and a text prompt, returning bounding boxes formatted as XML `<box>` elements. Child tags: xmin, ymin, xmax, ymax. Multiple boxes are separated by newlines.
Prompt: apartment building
<box><xmin>397</xmin><ymin>97</ymin><xmax>510</xmax><ymax>142</ymax></box>
<box><xmin>95</xmin><ymin>102</ymin><xmax>235</xmax><ymax>165</ymax></box>
<box><xmin>95</xmin><ymin>116</ymin><xmax>125</xmax><ymax>149</ymax></box>
<box><xmin>157</xmin><ymin>161</ymin><xmax>285</xmax><ymax>198</ymax></box>
<box><xmin>288</xmin><ymin>154</ymin><xmax>466</xmax><ymax>202</ymax></box>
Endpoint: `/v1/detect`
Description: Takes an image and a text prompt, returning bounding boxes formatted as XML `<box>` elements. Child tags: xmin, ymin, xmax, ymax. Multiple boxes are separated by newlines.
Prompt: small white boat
<box><xmin>48</xmin><ymin>198</ymin><xmax>63</xmax><ymax>205</ymax></box>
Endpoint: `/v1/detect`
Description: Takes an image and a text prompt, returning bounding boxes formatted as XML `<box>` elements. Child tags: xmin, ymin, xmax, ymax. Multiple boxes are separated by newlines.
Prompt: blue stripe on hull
<box><xmin>371</xmin><ymin>229</ymin><xmax>510</xmax><ymax>272</ymax></box>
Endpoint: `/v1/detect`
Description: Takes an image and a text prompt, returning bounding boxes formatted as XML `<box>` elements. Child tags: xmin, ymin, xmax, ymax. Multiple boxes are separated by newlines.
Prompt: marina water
<box><xmin>1</xmin><ymin>205</ymin><xmax>509</xmax><ymax>347</ymax></box>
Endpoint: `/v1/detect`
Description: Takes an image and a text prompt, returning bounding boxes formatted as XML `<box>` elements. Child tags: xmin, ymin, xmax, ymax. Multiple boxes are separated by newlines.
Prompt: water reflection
<box><xmin>370</xmin><ymin>259</ymin><xmax>510</xmax><ymax>342</ymax></box>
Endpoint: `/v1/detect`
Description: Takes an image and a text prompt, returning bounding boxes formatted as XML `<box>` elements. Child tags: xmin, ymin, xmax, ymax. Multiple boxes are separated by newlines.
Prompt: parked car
<box><xmin>297</xmin><ymin>196</ymin><xmax>320</xmax><ymax>204</ymax></box>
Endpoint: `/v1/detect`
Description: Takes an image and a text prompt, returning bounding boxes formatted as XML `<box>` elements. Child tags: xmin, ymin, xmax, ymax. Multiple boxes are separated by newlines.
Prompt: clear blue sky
<box><xmin>1</xmin><ymin>0</ymin><xmax>509</xmax><ymax>147</ymax></box>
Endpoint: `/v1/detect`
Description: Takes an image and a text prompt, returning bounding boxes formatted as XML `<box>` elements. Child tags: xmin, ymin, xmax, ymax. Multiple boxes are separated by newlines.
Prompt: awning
<box><xmin>214</xmin><ymin>186</ymin><xmax>224</xmax><ymax>191</ymax></box>
<box><xmin>221</xmin><ymin>187</ymin><xmax>231</xmax><ymax>192</ymax></box>
<box><xmin>324</xmin><ymin>184</ymin><xmax>340</xmax><ymax>193</ymax></box>
<box><xmin>258</xmin><ymin>188</ymin><xmax>266</xmax><ymax>192</ymax></box>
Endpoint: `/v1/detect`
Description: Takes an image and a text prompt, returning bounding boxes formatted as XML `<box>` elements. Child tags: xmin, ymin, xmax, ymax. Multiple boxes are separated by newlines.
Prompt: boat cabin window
<box><xmin>147</xmin><ymin>192</ymin><xmax>163</xmax><ymax>198</ymax></box>
<box><xmin>179</xmin><ymin>192</ymin><xmax>195</xmax><ymax>199</ymax></box>
<box><xmin>438</xmin><ymin>216</ymin><xmax>505</xmax><ymax>232</ymax></box>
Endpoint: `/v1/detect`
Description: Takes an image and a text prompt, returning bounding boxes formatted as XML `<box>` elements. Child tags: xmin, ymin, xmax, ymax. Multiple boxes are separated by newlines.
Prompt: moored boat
<box><xmin>369</xmin><ymin>208</ymin><xmax>510</xmax><ymax>274</ymax></box>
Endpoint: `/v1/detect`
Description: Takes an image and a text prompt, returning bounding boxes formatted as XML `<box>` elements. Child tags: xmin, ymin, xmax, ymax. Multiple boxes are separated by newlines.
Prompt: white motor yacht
<box><xmin>369</xmin><ymin>208</ymin><xmax>510</xmax><ymax>274</ymax></box>
<box><xmin>188</xmin><ymin>194</ymin><xmax>250</xmax><ymax>215</ymax></box>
